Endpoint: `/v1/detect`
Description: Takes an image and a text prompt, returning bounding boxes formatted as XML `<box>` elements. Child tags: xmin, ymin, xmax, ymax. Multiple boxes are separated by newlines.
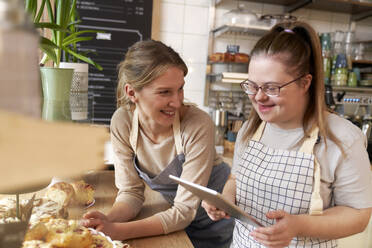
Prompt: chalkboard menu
<box><xmin>74</xmin><ymin>0</ymin><xmax>153</xmax><ymax>125</ymax></box>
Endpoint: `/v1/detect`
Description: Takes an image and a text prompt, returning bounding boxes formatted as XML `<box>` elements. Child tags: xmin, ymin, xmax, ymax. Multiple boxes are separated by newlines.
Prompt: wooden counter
<box><xmin>72</xmin><ymin>170</ymin><xmax>194</xmax><ymax>248</ymax></box>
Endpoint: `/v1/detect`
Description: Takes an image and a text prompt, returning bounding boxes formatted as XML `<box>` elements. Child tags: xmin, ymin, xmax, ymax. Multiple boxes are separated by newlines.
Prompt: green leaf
<box><xmin>63</xmin><ymin>37</ymin><xmax>92</xmax><ymax>47</ymax></box>
<box><xmin>40</xmin><ymin>44</ymin><xmax>57</xmax><ymax>65</ymax></box>
<box><xmin>63</xmin><ymin>30</ymin><xmax>99</xmax><ymax>44</ymax></box>
<box><xmin>64</xmin><ymin>47</ymin><xmax>103</xmax><ymax>71</ymax></box>
<box><xmin>34</xmin><ymin>0</ymin><xmax>47</xmax><ymax>23</ymax></box>
<box><xmin>24</xmin><ymin>0</ymin><xmax>37</xmax><ymax>20</ymax></box>
<box><xmin>34</xmin><ymin>23</ymin><xmax>70</xmax><ymax>34</ymax></box>
<box><xmin>40</xmin><ymin>37</ymin><xmax>58</xmax><ymax>49</ymax></box>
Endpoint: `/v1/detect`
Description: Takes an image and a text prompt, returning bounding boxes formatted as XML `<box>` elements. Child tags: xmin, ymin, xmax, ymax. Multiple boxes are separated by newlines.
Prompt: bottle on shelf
<box><xmin>331</xmin><ymin>53</ymin><xmax>348</xmax><ymax>86</ymax></box>
<box><xmin>321</xmin><ymin>33</ymin><xmax>332</xmax><ymax>85</ymax></box>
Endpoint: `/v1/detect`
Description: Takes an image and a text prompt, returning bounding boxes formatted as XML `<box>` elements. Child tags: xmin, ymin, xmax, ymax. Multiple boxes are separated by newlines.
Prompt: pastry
<box><xmin>45</xmin><ymin>182</ymin><xmax>75</xmax><ymax>207</ymax></box>
<box><xmin>22</xmin><ymin>240</ymin><xmax>53</xmax><ymax>248</ymax></box>
<box><xmin>234</xmin><ymin>53</ymin><xmax>249</xmax><ymax>63</ymax></box>
<box><xmin>29</xmin><ymin>197</ymin><xmax>68</xmax><ymax>225</ymax></box>
<box><xmin>90</xmin><ymin>233</ymin><xmax>113</xmax><ymax>248</ymax></box>
<box><xmin>24</xmin><ymin>222</ymin><xmax>49</xmax><ymax>241</ymax></box>
<box><xmin>45</xmin><ymin>218</ymin><xmax>93</xmax><ymax>248</ymax></box>
<box><xmin>71</xmin><ymin>180</ymin><xmax>95</xmax><ymax>206</ymax></box>
<box><xmin>209</xmin><ymin>52</ymin><xmax>224</xmax><ymax>62</ymax></box>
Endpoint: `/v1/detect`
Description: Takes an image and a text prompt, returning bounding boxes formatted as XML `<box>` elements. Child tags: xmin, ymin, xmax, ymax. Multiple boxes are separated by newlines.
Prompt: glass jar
<box><xmin>223</xmin><ymin>7</ymin><xmax>258</xmax><ymax>27</ymax></box>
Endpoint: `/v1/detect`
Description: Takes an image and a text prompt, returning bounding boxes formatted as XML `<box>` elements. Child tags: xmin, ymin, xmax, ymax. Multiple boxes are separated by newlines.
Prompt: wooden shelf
<box><xmin>333</xmin><ymin>85</ymin><xmax>372</xmax><ymax>93</ymax></box>
<box><xmin>216</xmin><ymin>0</ymin><xmax>372</xmax><ymax>21</ymax></box>
<box><xmin>353</xmin><ymin>59</ymin><xmax>372</xmax><ymax>65</ymax></box>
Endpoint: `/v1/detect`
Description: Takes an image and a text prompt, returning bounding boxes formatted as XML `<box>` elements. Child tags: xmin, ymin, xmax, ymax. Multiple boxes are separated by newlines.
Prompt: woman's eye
<box><xmin>159</xmin><ymin>90</ymin><xmax>169</xmax><ymax>95</ymax></box>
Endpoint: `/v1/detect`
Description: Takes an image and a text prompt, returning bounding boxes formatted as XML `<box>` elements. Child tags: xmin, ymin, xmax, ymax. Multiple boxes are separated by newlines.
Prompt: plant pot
<box><xmin>59</xmin><ymin>62</ymin><xmax>89</xmax><ymax>120</ymax></box>
<box><xmin>40</xmin><ymin>67</ymin><xmax>74</xmax><ymax>121</ymax></box>
<box><xmin>42</xmin><ymin>99</ymin><xmax>71</xmax><ymax>121</ymax></box>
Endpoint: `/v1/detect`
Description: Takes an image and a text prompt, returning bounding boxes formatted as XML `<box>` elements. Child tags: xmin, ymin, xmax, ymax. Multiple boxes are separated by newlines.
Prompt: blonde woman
<box><xmin>82</xmin><ymin>40</ymin><xmax>234</xmax><ymax>248</ymax></box>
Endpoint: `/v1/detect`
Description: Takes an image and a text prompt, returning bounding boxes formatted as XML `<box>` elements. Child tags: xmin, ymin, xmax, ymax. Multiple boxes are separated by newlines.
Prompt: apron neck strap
<box><xmin>129</xmin><ymin>108</ymin><xmax>139</xmax><ymax>153</ymax></box>
<box><xmin>129</xmin><ymin>108</ymin><xmax>183</xmax><ymax>155</ymax></box>
<box><xmin>173</xmin><ymin>111</ymin><xmax>183</xmax><ymax>155</ymax></box>
<box><xmin>298</xmin><ymin>126</ymin><xmax>319</xmax><ymax>154</ymax></box>
<box><xmin>251</xmin><ymin>121</ymin><xmax>266</xmax><ymax>141</ymax></box>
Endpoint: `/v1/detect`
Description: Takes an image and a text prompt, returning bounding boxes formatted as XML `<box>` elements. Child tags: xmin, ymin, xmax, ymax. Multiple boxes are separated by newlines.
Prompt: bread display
<box><xmin>71</xmin><ymin>180</ymin><xmax>95</xmax><ymax>206</ymax></box>
<box><xmin>45</xmin><ymin>182</ymin><xmax>75</xmax><ymax>207</ymax></box>
<box><xmin>22</xmin><ymin>218</ymin><xmax>123</xmax><ymax>248</ymax></box>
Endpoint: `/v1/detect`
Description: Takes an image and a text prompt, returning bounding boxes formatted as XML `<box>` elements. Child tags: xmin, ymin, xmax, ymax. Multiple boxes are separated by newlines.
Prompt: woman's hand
<box><xmin>81</xmin><ymin>211</ymin><xmax>121</xmax><ymax>239</ymax></box>
<box><xmin>201</xmin><ymin>200</ymin><xmax>231</xmax><ymax>221</ymax></box>
<box><xmin>81</xmin><ymin>210</ymin><xmax>108</xmax><ymax>229</ymax></box>
<box><xmin>250</xmin><ymin>210</ymin><xmax>300</xmax><ymax>248</ymax></box>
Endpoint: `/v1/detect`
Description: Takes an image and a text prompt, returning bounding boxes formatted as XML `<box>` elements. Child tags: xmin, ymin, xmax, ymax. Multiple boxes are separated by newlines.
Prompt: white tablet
<box><xmin>169</xmin><ymin>175</ymin><xmax>263</xmax><ymax>227</ymax></box>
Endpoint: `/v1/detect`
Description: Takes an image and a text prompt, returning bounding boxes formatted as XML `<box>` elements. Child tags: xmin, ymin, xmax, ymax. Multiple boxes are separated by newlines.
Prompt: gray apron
<box><xmin>129</xmin><ymin>108</ymin><xmax>234</xmax><ymax>248</ymax></box>
<box><xmin>232</xmin><ymin>122</ymin><xmax>336</xmax><ymax>247</ymax></box>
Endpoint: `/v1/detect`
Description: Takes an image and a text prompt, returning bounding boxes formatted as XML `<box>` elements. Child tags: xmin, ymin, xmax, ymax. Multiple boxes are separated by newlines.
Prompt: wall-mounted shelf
<box><xmin>333</xmin><ymin>85</ymin><xmax>372</xmax><ymax>93</ymax></box>
<box><xmin>211</xmin><ymin>25</ymin><xmax>270</xmax><ymax>38</ymax></box>
<box><xmin>216</xmin><ymin>0</ymin><xmax>372</xmax><ymax>21</ymax></box>
<box><xmin>353</xmin><ymin>60</ymin><xmax>372</xmax><ymax>66</ymax></box>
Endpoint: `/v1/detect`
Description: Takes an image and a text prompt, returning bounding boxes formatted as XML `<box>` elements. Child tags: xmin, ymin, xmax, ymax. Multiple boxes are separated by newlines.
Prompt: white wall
<box><xmin>152</xmin><ymin>0</ymin><xmax>211</xmax><ymax>112</ymax></box>
<box><xmin>154</xmin><ymin>0</ymin><xmax>372</xmax><ymax>113</ymax></box>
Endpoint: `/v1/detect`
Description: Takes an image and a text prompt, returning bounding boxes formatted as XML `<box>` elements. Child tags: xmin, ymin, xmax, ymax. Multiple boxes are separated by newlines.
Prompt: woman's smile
<box><xmin>160</xmin><ymin>109</ymin><xmax>176</xmax><ymax>117</ymax></box>
<box><xmin>257</xmin><ymin>103</ymin><xmax>275</xmax><ymax>113</ymax></box>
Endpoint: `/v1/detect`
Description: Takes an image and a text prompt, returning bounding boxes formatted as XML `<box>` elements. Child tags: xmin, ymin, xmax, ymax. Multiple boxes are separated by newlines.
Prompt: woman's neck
<box><xmin>138</xmin><ymin>117</ymin><xmax>173</xmax><ymax>144</ymax></box>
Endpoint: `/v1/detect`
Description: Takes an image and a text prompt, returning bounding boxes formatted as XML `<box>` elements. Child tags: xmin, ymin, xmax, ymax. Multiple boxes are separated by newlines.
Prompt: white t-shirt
<box><xmin>233</xmin><ymin>112</ymin><xmax>372</xmax><ymax>209</ymax></box>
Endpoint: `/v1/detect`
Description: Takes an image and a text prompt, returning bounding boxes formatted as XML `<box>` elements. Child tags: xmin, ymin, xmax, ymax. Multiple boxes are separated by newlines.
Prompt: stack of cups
<box><xmin>59</xmin><ymin>62</ymin><xmax>89</xmax><ymax>121</ymax></box>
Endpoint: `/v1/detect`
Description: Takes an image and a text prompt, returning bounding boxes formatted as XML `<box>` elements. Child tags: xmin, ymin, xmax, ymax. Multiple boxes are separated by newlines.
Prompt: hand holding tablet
<box><xmin>169</xmin><ymin>175</ymin><xmax>263</xmax><ymax>227</ymax></box>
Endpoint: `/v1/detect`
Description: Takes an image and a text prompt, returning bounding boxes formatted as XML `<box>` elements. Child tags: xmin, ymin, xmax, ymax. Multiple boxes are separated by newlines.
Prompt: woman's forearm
<box><xmin>222</xmin><ymin>174</ymin><xmax>236</xmax><ymax>204</ymax></box>
<box><xmin>107</xmin><ymin>201</ymin><xmax>137</xmax><ymax>222</ymax></box>
<box><xmin>297</xmin><ymin>206</ymin><xmax>372</xmax><ymax>239</ymax></box>
<box><xmin>110</xmin><ymin>215</ymin><xmax>164</xmax><ymax>240</ymax></box>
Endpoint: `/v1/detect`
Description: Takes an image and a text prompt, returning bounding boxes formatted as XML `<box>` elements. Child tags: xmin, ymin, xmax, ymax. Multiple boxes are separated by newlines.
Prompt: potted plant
<box><xmin>24</xmin><ymin>0</ymin><xmax>102</xmax><ymax>121</ymax></box>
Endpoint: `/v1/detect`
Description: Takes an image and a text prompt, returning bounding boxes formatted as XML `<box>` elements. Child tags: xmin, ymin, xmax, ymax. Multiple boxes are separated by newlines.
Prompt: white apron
<box><xmin>232</xmin><ymin>122</ymin><xmax>337</xmax><ymax>247</ymax></box>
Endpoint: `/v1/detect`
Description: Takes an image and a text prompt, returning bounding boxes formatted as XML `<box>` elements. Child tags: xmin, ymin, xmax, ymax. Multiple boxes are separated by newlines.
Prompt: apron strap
<box><xmin>173</xmin><ymin>111</ymin><xmax>183</xmax><ymax>155</ymax></box>
<box><xmin>298</xmin><ymin>126</ymin><xmax>323</xmax><ymax>215</ymax></box>
<box><xmin>129</xmin><ymin>108</ymin><xmax>139</xmax><ymax>153</ymax></box>
<box><xmin>309</xmin><ymin>157</ymin><xmax>323</xmax><ymax>215</ymax></box>
<box><xmin>251</xmin><ymin>121</ymin><xmax>266</xmax><ymax>141</ymax></box>
<box><xmin>298</xmin><ymin>126</ymin><xmax>319</xmax><ymax>154</ymax></box>
<box><xmin>129</xmin><ymin>108</ymin><xmax>183</xmax><ymax>155</ymax></box>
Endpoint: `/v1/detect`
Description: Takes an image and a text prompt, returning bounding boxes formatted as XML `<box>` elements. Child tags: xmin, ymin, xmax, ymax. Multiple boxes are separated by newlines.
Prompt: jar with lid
<box><xmin>223</xmin><ymin>6</ymin><xmax>258</xmax><ymax>27</ymax></box>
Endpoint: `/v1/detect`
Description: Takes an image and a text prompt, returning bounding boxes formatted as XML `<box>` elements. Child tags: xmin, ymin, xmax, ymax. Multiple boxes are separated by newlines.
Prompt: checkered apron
<box><xmin>232</xmin><ymin>122</ymin><xmax>337</xmax><ymax>248</ymax></box>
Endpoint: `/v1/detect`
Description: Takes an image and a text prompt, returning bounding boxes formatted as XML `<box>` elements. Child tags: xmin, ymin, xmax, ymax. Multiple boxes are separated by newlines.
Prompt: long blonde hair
<box><xmin>243</xmin><ymin>21</ymin><xmax>344</xmax><ymax>154</ymax></box>
<box><xmin>116</xmin><ymin>40</ymin><xmax>188</xmax><ymax>109</ymax></box>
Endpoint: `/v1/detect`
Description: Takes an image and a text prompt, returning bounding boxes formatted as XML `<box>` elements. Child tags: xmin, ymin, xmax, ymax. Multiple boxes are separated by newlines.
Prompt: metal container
<box><xmin>213</xmin><ymin>109</ymin><xmax>228</xmax><ymax>127</ymax></box>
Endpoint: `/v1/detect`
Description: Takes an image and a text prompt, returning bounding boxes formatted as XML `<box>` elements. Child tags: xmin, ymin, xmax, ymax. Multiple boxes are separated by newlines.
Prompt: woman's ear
<box><xmin>125</xmin><ymin>84</ymin><xmax>137</xmax><ymax>103</ymax></box>
<box><xmin>302</xmin><ymin>74</ymin><xmax>312</xmax><ymax>92</ymax></box>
